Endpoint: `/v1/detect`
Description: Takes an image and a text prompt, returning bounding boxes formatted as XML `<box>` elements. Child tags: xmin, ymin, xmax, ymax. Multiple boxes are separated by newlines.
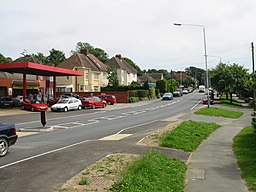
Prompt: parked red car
<box><xmin>98</xmin><ymin>95</ymin><xmax>117</xmax><ymax>105</ymax></box>
<box><xmin>81</xmin><ymin>96</ymin><xmax>107</xmax><ymax>109</ymax></box>
<box><xmin>22</xmin><ymin>100</ymin><xmax>48</xmax><ymax>111</ymax></box>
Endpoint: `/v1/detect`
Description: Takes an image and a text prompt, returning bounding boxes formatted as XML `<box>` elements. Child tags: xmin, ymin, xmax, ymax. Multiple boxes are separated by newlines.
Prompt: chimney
<box><xmin>80</xmin><ymin>48</ymin><xmax>88</xmax><ymax>56</ymax></box>
<box><xmin>115</xmin><ymin>54</ymin><xmax>122</xmax><ymax>59</ymax></box>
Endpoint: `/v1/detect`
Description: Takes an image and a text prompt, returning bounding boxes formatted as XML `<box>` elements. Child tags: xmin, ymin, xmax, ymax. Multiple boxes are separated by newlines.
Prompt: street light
<box><xmin>174</xmin><ymin>22</ymin><xmax>210</xmax><ymax>108</ymax></box>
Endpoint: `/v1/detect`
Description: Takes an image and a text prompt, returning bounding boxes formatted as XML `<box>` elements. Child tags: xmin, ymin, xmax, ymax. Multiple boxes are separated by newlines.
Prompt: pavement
<box><xmin>183</xmin><ymin>103</ymin><xmax>251</xmax><ymax>192</ymax></box>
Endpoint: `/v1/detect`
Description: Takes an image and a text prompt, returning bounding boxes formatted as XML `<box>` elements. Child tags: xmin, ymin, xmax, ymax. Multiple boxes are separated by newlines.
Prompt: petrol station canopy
<box><xmin>0</xmin><ymin>62</ymin><xmax>83</xmax><ymax>76</ymax></box>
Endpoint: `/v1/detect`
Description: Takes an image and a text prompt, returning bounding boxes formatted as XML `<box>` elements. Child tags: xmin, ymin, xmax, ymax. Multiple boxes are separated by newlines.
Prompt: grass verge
<box><xmin>194</xmin><ymin>107</ymin><xmax>243</xmax><ymax>118</ymax></box>
<box><xmin>219</xmin><ymin>97</ymin><xmax>242</xmax><ymax>108</ymax></box>
<box><xmin>233</xmin><ymin>126</ymin><xmax>256</xmax><ymax>191</ymax></box>
<box><xmin>110</xmin><ymin>150</ymin><xmax>186</xmax><ymax>192</ymax></box>
<box><xmin>160</xmin><ymin>120</ymin><xmax>221</xmax><ymax>152</ymax></box>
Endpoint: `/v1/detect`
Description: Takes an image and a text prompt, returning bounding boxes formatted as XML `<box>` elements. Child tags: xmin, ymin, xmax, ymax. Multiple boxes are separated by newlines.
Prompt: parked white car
<box><xmin>51</xmin><ymin>97</ymin><xmax>82</xmax><ymax>112</ymax></box>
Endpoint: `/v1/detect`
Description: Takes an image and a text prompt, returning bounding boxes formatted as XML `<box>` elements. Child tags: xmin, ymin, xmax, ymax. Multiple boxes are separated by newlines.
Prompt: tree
<box><xmin>0</xmin><ymin>53</ymin><xmax>12</xmax><ymax>63</ymax></box>
<box><xmin>47</xmin><ymin>48</ymin><xmax>66</xmax><ymax>66</ymax></box>
<box><xmin>72</xmin><ymin>42</ymin><xmax>109</xmax><ymax>63</ymax></box>
<box><xmin>123</xmin><ymin>57</ymin><xmax>142</xmax><ymax>76</ymax></box>
<box><xmin>211</xmin><ymin>63</ymin><xmax>248</xmax><ymax>103</ymax></box>
<box><xmin>156</xmin><ymin>79</ymin><xmax>168</xmax><ymax>94</ymax></box>
<box><xmin>32</xmin><ymin>52</ymin><xmax>49</xmax><ymax>64</ymax></box>
<box><xmin>185</xmin><ymin>66</ymin><xmax>205</xmax><ymax>86</ymax></box>
<box><xmin>107</xmin><ymin>65</ymin><xmax>119</xmax><ymax>87</ymax></box>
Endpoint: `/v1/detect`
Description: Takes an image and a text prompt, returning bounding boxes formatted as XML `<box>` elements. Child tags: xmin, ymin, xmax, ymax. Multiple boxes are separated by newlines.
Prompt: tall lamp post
<box><xmin>174</xmin><ymin>22</ymin><xmax>210</xmax><ymax>108</ymax></box>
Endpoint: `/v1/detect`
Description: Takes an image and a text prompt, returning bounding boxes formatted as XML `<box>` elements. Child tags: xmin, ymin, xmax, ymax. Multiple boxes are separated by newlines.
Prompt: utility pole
<box><xmin>252</xmin><ymin>42</ymin><xmax>255</xmax><ymax>111</ymax></box>
<box><xmin>170</xmin><ymin>70</ymin><xmax>173</xmax><ymax>93</ymax></box>
<box><xmin>252</xmin><ymin>42</ymin><xmax>255</xmax><ymax>73</ymax></box>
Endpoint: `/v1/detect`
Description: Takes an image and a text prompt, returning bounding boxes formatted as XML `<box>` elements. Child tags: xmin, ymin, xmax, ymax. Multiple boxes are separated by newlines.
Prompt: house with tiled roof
<box><xmin>105</xmin><ymin>54</ymin><xmax>137</xmax><ymax>86</ymax></box>
<box><xmin>137</xmin><ymin>74</ymin><xmax>156</xmax><ymax>85</ymax></box>
<box><xmin>57</xmin><ymin>49</ymin><xmax>108</xmax><ymax>92</ymax></box>
<box><xmin>147</xmin><ymin>73</ymin><xmax>163</xmax><ymax>81</ymax></box>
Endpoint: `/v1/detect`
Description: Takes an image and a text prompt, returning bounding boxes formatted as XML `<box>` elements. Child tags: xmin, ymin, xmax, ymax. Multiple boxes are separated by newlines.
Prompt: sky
<box><xmin>1</xmin><ymin>0</ymin><xmax>256</xmax><ymax>72</ymax></box>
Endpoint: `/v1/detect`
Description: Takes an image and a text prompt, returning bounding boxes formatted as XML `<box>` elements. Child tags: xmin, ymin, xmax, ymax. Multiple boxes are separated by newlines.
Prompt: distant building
<box><xmin>57</xmin><ymin>49</ymin><xmax>108</xmax><ymax>92</ymax></box>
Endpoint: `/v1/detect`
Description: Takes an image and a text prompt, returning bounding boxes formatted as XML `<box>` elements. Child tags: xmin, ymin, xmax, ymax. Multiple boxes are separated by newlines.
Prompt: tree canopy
<box><xmin>211</xmin><ymin>63</ymin><xmax>248</xmax><ymax>102</ymax></box>
<box><xmin>32</xmin><ymin>48</ymin><xmax>66</xmax><ymax>66</ymax></box>
<box><xmin>72</xmin><ymin>42</ymin><xmax>109</xmax><ymax>63</ymax></box>
<box><xmin>0</xmin><ymin>53</ymin><xmax>12</xmax><ymax>63</ymax></box>
<box><xmin>123</xmin><ymin>57</ymin><xmax>142</xmax><ymax>76</ymax></box>
<box><xmin>107</xmin><ymin>65</ymin><xmax>119</xmax><ymax>87</ymax></box>
<box><xmin>185</xmin><ymin>66</ymin><xmax>206</xmax><ymax>85</ymax></box>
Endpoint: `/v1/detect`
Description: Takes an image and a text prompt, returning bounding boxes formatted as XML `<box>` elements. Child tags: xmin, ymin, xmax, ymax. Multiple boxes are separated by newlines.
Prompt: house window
<box><xmin>85</xmin><ymin>73</ymin><xmax>89</xmax><ymax>80</ymax></box>
<box><xmin>94</xmin><ymin>86</ymin><xmax>99</xmax><ymax>92</ymax></box>
<box><xmin>85</xmin><ymin>85</ymin><xmax>90</xmax><ymax>91</ymax></box>
<box><xmin>94</xmin><ymin>74</ymin><xmax>99</xmax><ymax>80</ymax></box>
<box><xmin>80</xmin><ymin>85</ymin><xmax>83</xmax><ymax>91</ymax></box>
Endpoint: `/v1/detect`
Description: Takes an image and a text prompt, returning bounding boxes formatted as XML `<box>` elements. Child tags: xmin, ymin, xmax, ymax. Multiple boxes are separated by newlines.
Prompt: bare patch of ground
<box><xmin>56</xmin><ymin>153</ymin><xmax>138</xmax><ymax>192</ymax></box>
<box><xmin>56</xmin><ymin>121</ymin><xmax>180</xmax><ymax>192</ymax></box>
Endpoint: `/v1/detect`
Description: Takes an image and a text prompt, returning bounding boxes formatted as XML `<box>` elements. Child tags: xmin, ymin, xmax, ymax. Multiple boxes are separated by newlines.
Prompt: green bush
<box><xmin>155</xmin><ymin>89</ymin><xmax>160</xmax><ymax>98</ymax></box>
<box><xmin>156</xmin><ymin>80</ymin><xmax>168</xmax><ymax>94</ymax></box>
<box><xmin>137</xmin><ymin>90</ymin><xmax>149</xmax><ymax>98</ymax></box>
<box><xmin>149</xmin><ymin>87</ymin><xmax>156</xmax><ymax>99</ymax></box>
<box><xmin>129</xmin><ymin>97</ymin><xmax>139</xmax><ymax>103</ymax></box>
<box><xmin>129</xmin><ymin>90</ymin><xmax>138</xmax><ymax>97</ymax></box>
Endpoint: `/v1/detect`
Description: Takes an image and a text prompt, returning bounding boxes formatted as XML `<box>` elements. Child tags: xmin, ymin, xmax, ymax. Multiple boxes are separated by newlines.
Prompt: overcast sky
<box><xmin>1</xmin><ymin>0</ymin><xmax>256</xmax><ymax>72</ymax></box>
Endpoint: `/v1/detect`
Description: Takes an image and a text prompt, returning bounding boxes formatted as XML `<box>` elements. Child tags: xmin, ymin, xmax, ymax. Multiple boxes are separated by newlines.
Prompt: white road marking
<box><xmin>0</xmin><ymin>140</ymin><xmax>92</xmax><ymax>169</ymax></box>
<box><xmin>99</xmin><ymin>134</ymin><xmax>132</xmax><ymax>140</ymax></box>
<box><xmin>0</xmin><ymin>120</ymin><xmax>158</xmax><ymax>169</ymax></box>
<box><xmin>191</xmin><ymin>99</ymin><xmax>202</xmax><ymax>111</ymax></box>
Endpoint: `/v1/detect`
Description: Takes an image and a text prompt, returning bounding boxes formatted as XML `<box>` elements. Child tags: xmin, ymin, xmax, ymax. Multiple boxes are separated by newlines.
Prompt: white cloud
<box><xmin>0</xmin><ymin>0</ymin><xmax>256</xmax><ymax>71</ymax></box>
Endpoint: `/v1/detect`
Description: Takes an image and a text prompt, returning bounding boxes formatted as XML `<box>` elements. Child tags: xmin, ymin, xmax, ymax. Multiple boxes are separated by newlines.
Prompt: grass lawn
<box><xmin>233</xmin><ymin>126</ymin><xmax>256</xmax><ymax>192</ymax></box>
<box><xmin>194</xmin><ymin>107</ymin><xmax>243</xmax><ymax>118</ymax></box>
<box><xmin>219</xmin><ymin>97</ymin><xmax>242</xmax><ymax>108</ymax></box>
<box><xmin>110</xmin><ymin>150</ymin><xmax>186</xmax><ymax>192</ymax></box>
<box><xmin>160</xmin><ymin>120</ymin><xmax>221</xmax><ymax>152</ymax></box>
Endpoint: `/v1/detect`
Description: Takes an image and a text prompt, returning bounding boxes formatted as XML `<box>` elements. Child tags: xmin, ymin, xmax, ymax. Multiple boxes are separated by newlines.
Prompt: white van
<box><xmin>199</xmin><ymin>85</ymin><xmax>205</xmax><ymax>93</ymax></box>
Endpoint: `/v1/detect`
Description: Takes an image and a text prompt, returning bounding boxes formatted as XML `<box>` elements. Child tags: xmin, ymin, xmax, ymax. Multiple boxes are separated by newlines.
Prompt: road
<box><xmin>0</xmin><ymin>92</ymin><xmax>202</xmax><ymax>192</ymax></box>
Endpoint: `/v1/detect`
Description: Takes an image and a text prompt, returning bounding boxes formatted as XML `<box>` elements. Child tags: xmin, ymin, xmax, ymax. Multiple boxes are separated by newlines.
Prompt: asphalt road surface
<box><xmin>0</xmin><ymin>92</ymin><xmax>203</xmax><ymax>192</ymax></box>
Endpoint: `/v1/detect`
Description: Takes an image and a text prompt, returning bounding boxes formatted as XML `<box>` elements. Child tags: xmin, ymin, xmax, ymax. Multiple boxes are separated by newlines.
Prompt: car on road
<box><xmin>51</xmin><ymin>97</ymin><xmax>82</xmax><ymax>112</ymax></box>
<box><xmin>81</xmin><ymin>96</ymin><xmax>107</xmax><ymax>109</ymax></box>
<box><xmin>199</xmin><ymin>85</ymin><xmax>206</xmax><ymax>93</ymax></box>
<box><xmin>162</xmin><ymin>93</ymin><xmax>173</xmax><ymax>100</ymax></box>
<box><xmin>22</xmin><ymin>100</ymin><xmax>48</xmax><ymax>111</ymax></box>
<box><xmin>0</xmin><ymin>121</ymin><xmax>18</xmax><ymax>157</ymax></box>
<box><xmin>182</xmin><ymin>89</ymin><xmax>189</xmax><ymax>94</ymax></box>
<box><xmin>0</xmin><ymin>96</ymin><xmax>14</xmax><ymax>108</ymax></box>
<box><xmin>173</xmin><ymin>91</ymin><xmax>182</xmax><ymax>97</ymax></box>
<box><xmin>202</xmin><ymin>94</ymin><xmax>214</xmax><ymax>105</ymax></box>
<box><xmin>98</xmin><ymin>95</ymin><xmax>117</xmax><ymax>105</ymax></box>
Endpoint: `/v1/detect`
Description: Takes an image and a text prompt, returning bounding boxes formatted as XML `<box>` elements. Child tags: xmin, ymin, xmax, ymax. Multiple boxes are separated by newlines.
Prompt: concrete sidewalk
<box><xmin>185</xmin><ymin>106</ymin><xmax>251</xmax><ymax>192</ymax></box>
